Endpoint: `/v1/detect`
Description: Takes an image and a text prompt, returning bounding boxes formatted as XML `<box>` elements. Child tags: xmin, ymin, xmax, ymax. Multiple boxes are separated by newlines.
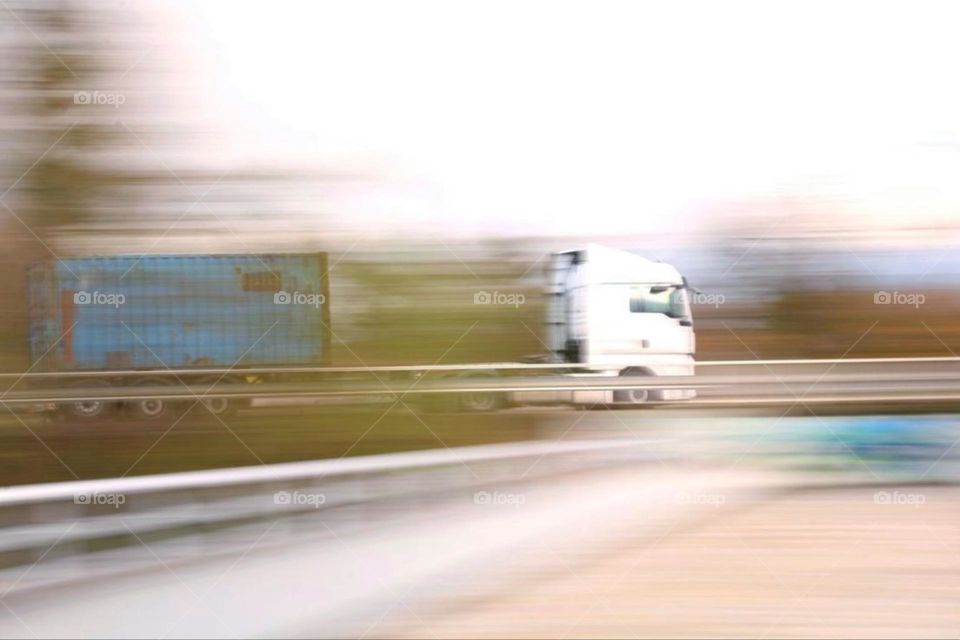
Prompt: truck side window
<box><xmin>630</xmin><ymin>286</ymin><xmax>672</xmax><ymax>314</ymax></box>
<box><xmin>630</xmin><ymin>285</ymin><xmax>689</xmax><ymax>319</ymax></box>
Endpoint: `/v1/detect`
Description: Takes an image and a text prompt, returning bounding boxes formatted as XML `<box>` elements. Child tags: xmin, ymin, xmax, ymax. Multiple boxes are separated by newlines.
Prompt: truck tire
<box><xmin>614</xmin><ymin>368</ymin><xmax>652</xmax><ymax>405</ymax></box>
<box><xmin>128</xmin><ymin>377</ymin><xmax>181</xmax><ymax>422</ymax></box>
<box><xmin>197</xmin><ymin>376</ymin><xmax>243</xmax><ymax>419</ymax></box>
<box><xmin>457</xmin><ymin>372</ymin><xmax>503</xmax><ymax>412</ymax></box>
<box><xmin>460</xmin><ymin>390</ymin><xmax>500</xmax><ymax>412</ymax></box>
<box><xmin>60</xmin><ymin>379</ymin><xmax>116</xmax><ymax>423</ymax></box>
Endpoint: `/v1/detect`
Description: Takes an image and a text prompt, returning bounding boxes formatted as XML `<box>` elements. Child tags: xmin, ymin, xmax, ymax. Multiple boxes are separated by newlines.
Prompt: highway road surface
<box><xmin>377</xmin><ymin>484</ymin><xmax>960</xmax><ymax>639</ymax></box>
<box><xmin>0</xmin><ymin>412</ymin><xmax>958</xmax><ymax>639</ymax></box>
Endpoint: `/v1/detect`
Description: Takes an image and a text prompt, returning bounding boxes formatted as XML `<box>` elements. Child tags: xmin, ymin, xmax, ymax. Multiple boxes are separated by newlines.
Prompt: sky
<box><xmin>164</xmin><ymin>0</ymin><xmax>960</xmax><ymax>239</ymax></box>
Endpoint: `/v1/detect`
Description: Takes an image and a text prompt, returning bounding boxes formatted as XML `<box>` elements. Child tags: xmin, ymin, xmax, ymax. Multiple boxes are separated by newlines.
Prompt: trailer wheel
<box><xmin>197</xmin><ymin>376</ymin><xmax>243</xmax><ymax>419</ymax></box>
<box><xmin>128</xmin><ymin>378</ymin><xmax>181</xmax><ymax>421</ymax></box>
<box><xmin>457</xmin><ymin>372</ymin><xmax>503</xmax><ymax>412</ymax></box>
<box><xmin>59</xmin><ymin>380</ymin><xmax>116</xmax><ymax>422</ymax></box>
<box><xmin>60</xmin><ymin>380</ymin><xmax>116</xmax><ymax>423</ymax></box>
<box><xmin>461</xmin><ymin>390</ymin><xmax>500</xmax><ymax>412</ymax></box>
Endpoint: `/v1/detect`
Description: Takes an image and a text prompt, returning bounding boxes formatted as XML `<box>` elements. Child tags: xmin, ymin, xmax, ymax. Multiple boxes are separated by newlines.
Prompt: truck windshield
<box><xmin>629</xmin><ymin>285</ymin><xmax>690</xmax><ymax>320</ymax></box>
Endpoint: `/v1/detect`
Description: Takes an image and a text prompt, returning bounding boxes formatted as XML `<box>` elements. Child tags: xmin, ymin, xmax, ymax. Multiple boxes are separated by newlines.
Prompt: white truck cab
<box><xmin>545</xmin><ymin>244</ymin><xmax>696</xmax><ymax>404</ymax></box>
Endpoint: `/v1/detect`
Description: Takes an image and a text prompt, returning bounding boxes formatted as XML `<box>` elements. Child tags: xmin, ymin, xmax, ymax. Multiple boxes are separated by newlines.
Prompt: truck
<box><xmin>25</xmin><ymin>245</ymin><xmax>695</xmax><ymax>421</ymax></box>
<box><xmin>541</xmin><ymin>243</ymin><xmax>696</xmax><ymax>403</ymax></box>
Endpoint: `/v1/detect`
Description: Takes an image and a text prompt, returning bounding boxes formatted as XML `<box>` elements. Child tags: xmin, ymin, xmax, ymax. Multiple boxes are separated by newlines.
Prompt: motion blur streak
<box><xmin>1</xmin><ymin>0</ymin><xmax>960</xmax><ymax>638</ymax></box>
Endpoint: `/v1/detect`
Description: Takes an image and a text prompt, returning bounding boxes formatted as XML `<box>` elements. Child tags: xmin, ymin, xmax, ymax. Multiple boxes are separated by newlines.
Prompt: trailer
<box><xmin>27</xmin><ymin>253</ymin><xmax>331</xmax><ymax>420</ymax></box>
<box><xmin>25</xmin><ymin>245</ymin><xmax>695</xmax><ymax>420</ymax></box>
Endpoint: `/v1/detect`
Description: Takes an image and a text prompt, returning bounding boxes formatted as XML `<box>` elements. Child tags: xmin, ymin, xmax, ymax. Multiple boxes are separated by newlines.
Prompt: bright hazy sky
<box><xmin>170</xmin><ymin>0</ymin><xmax>960</xmax><ymax>237</ymax></box>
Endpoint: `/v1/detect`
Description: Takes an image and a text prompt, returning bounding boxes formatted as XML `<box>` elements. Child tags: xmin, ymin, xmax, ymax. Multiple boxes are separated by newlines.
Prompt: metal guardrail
<box><xmin>0</xmin><ymin>438</ymin><xmax>666</xmax><ymax>571</ymax></box>
<box><xmin>3</xmin><ymin>367</ymin><xmax>960</xmax><ymax>405</ymax></box>
<box><xmin>0</xmin><ymin>357</ymin><xmax>953</xmax><ymax>413</ymax></box>
<box><xmin>696</xmin><ymin>356</ymin><xmax>960</xmax><ymax>366</ymax></box>
<box><xmin>0</xmin><ymin>376</ymin><xmax>705</xmax><ymax>404</ymax></box>
<box><xmin>0</xmin><ymin>435</ymin><xmax>789</xmax><ymax>639</ymax></box>
<box><xmin>1</xmin><ymin>356</ymin><xmax>959</xmax><ymax>380</ymax></box>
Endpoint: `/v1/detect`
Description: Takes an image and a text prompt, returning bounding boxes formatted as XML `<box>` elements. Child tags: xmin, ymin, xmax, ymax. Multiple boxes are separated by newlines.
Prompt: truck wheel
<box><xmin>128</xmin><ymin>378</ymin><xmax>181</xmax><ymax>421</ymax></box>
<box><xmin>457</xmin><ymin>372</ymin><xmax>503</xmax><ymax>412</ymax></box>
<box><xmin>460</xmin><ymin>390</ymin><xmax>500</xmax><ymax>412</ymax></box>
<box><xmin>197</xmin><ymin>376</ymin><xmax>242</xmax><ymax>419</ymax></box>
<box><xmin>614</xmin><ymin>368</ymin><xmax>652</xmax><ymax>405</ymax></box>
<box><xmin>60</xmin><ymin>380</ymin><xmax>116</xmax><ymax>423</ymax></box>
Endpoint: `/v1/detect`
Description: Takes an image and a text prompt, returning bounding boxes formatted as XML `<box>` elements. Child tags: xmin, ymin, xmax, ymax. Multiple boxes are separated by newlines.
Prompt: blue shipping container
<box><xmin>27</xmin><ymin>253</ymin><xmax>331</xmax><ymax>371</ymax></box>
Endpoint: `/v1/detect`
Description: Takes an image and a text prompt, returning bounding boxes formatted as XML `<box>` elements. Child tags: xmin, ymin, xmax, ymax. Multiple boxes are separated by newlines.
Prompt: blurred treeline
<box><xmin>332</xmin><ymin>248</ymin><xmax>546</xmax><ymax>366</ymax></box>
<box><xmin>694</xmin><ymin>212</ymin><xmax>960</xmax><ymax>360</ymax></box>
<box><xmin>0</xmin><ymin>0</ymin><xmax>210</xmax><ymax>368</ymax></box>
<box><xmin>696</xmin><ymin>290</ymin><xmax>960</xmax><ymax>360</ymax></box>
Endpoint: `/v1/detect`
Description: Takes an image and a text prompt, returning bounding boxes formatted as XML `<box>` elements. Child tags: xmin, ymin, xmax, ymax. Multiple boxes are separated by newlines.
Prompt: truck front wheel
<box><xmin>614</xmin><ymin>368</ymin><xmax>653</xmax><ymax>406</ymax></box>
